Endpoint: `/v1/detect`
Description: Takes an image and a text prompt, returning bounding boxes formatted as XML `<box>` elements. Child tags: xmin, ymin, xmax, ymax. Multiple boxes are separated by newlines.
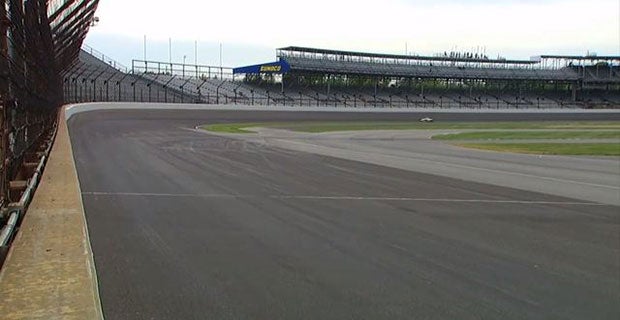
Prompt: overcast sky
<box><xmin>84</xmin><ymin>0</ymin><xmax>620</xmax><ymax>68</ymax></box>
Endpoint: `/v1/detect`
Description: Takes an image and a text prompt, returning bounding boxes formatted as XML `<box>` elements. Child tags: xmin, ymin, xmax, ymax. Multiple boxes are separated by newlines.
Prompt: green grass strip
<box><xmin>202</xmin><ymin>121</ymin><xmax>620</xmax><ymax>134</ymax></box>
<box><xmin>201</xmin><ymin>123</ymin><xmax>265</xmax><ymax>133</ymax></box>
<box><xmin>457</xmin><ymin>143</ymin><xmax>620</xmax><ymax>156</ymax></box>
<box><xmin>433</xmin><ymin>131</ymin><xmax>620</xmax><ymax>141</ymax></box>
<box><xmin>285</xmin><ymin>121</ymin><xmax>620</xmax><ymax>132</ymax></box>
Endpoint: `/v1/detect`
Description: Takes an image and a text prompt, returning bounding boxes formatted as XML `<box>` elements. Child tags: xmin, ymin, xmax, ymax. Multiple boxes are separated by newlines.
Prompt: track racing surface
<box><xmin>69</xmin><ymin>108</ymin><xmax>620</xmax><ymax>320</ymax></box>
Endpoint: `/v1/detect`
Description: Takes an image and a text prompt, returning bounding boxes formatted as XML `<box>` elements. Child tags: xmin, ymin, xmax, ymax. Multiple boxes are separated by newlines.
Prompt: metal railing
<box><xmin>82</xmin><ymin>43</ymin><xmax>130</xmax><ymax>73</ymax></box>
<box><xmin>132</xmin><ymin>59</ymin><xmax>234</xmax><ymax>80</ymax></box>
<box><xmin>0</xmin><ymin>0</ymin><xmax>69</xmax><ymax>265</ymax></box>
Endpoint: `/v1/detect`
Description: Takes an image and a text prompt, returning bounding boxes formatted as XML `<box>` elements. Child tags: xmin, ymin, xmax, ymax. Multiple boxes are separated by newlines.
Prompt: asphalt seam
<box><xmin>80</xmin><ymin>192</ymin><xmax>611</xmax><ymax>206</ymax></box>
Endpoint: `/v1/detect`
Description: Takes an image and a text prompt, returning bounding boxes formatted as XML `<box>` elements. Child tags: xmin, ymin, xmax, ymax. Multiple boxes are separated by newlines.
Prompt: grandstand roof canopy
<box><xmin>235</xmin><ymin>46</ymin><xmax>619</xmax><ymax>83</ymax></box>
<box><xmin>277</xmin><ymin>46</ymin><xmax>537</xmax><ymax>65</ymax></box>
<box><xmin>47</xmin><ymin>0</ymin><xmax>100</xmax><ymax>70</ymax></box>
<box><xmin>540</xmin><ymin>55</ymin><xmax>620</xmax><ymax>61</ymax></box>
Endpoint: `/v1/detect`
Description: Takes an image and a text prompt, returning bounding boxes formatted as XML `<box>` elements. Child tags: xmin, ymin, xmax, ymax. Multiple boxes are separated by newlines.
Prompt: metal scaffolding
<box><xmin>0</xmin><ymin>0</ymin><xmax>98</xmax><ymax>239</ymax></box>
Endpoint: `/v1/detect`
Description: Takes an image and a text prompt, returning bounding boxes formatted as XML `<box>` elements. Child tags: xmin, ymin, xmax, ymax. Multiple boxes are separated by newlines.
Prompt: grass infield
<box><xmin>432</xmin><ymin>131</ymin><xmax>620</xmax><ymax>141</ymax></box>
<box><xmin>203</xmin><ymin>121</ymin><xmax>620</xmax><ymax>134</ymax></box>
<box><xmin>456</xmin><ymin>143</ymin><xmax>620</xmax><ymax>156</ymax></box>
<box><xmin>201</xmin><ymin>121</ymin><xmax>620</xmax><ymax>156</ymax></box>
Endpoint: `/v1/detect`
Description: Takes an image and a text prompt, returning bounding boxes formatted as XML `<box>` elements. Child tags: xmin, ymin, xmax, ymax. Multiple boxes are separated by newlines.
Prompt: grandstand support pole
<box><xmin>0</xmin><ymin>0</ymin><xmax>7</xmax><ymax>205</ymax></box>
<box><xmin>162</xmin><ymin>75</ymin><xmax>177</xmax><ymax>103</ymax></box>
<box><xmin>132</xmin><ymin>82</ymin><xmax>136</xmax><ymax>102</ymax></box>
<box><xmin>326</xmin><ymin>74</ymin><xmax>331</xmax><ymax>98</ymax></box>
<box><xmin>251</xmin><ymin>90</ymin><xmax>254</xmax><ymax>105</ymax></box>
<box><xmin>63</xmin><ymin>78</ymin><xmax>68</xmax><ymax>101</ymax></box>
<box><xmin>198</xmin><ymin>79</ymin><xmax>207</xmax><ymax>103</ymax></box>
<box><xmin>105</xmin><ymin>81</ymin><xmax>109</xmax><ymax>101</ymax></box>
<box><xmin>73</xmin><ymin>78</ymin><xmax>78</xmax><ymax>102</ymax></box>
<box><xmin>374</xmin><ymin>80</ymin><xmax>378</xmax><ymax>97</ymax></box>
<box><xmin>117</xmin><ymin>72</ymin><xmax>132</xmax><ymax>101</ymax></box>
<box><xmin>92</xmin><ymin>68</ymin><xmax>106</xmax><ymax>101</ymax></box>
<box><xmin>216</xmin><ymin>81</ymin><xmax>225</xmax><ymax>104</ymax></box>
<box><xmin>0</xmin><ymin>101</ymin><xmax>7</xmax><ymax>206</ymax></box>
<box><xmin>104</xmin><ymin>71</ymin><xmax>116</xmax><ymax>102</ymax></box>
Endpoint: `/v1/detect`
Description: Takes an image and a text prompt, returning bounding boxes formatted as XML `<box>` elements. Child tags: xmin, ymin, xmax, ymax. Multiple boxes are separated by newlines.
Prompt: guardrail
<box><xmin>0</xmin><ymin>123</ymin><xmax>56</xmax><ymax>266</ymax></box>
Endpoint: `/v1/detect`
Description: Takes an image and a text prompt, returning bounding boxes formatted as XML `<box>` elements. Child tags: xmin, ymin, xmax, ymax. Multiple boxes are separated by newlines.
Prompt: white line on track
<box><xmin>81</xmin><ymin>191</ymin><xmax>612</xmax><ymax>206</ymax></box>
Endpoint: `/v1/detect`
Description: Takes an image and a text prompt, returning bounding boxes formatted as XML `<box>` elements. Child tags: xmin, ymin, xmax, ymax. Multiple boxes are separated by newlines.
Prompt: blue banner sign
<box><xmin>233</xmin><ymin>60</ymin><xmax>291</xmax><ymax>74</ymax></box>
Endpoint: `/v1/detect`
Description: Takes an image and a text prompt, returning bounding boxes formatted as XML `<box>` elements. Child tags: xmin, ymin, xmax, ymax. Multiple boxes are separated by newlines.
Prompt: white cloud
<box><xmin>90</xmin><ymin>0</ymin><xmax>619</xmax><ymax>58</ymax></box>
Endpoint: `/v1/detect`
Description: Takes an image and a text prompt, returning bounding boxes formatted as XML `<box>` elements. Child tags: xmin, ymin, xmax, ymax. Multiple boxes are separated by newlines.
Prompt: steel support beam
<box><xmin>51</xmin><ymin>0</ymin><xmax>94</xmax><ymax>34</ymax></box>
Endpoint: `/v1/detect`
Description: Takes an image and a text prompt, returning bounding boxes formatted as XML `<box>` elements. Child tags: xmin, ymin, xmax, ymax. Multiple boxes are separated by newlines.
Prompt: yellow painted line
<box><xmin>0</xmin><ymin>108</ymin><xmax>103</xmax><ymax>319</ymax></box>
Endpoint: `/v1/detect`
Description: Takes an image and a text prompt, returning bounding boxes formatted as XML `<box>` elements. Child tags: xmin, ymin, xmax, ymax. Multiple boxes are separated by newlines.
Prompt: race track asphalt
<box><xmin>68</xmin><ymin>109</ymin><xmax>620</xmax><ymax>320</ymax></box>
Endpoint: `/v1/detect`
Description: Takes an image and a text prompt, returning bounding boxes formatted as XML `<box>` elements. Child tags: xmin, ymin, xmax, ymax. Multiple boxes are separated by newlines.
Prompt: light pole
<box><xmin>143</xmin><ymin>35</ymin><xmax>147</xmax><ymax>61</ymax></box>
<box><xmin>183</xmin><ymin>55</ymin><xmax>187</xmax><ymax>77</ymax></box>
<box><xmin>195</xmin><ymin>40</ymin><xmax>198</xmax><ymax>78</ymax></box>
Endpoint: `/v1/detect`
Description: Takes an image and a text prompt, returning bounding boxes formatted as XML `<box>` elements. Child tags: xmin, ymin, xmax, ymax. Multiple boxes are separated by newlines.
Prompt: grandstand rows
<box><xmin>63</xmin><ymin>46</ymin><xmax>620</xmax><ymax>109</ymax></box>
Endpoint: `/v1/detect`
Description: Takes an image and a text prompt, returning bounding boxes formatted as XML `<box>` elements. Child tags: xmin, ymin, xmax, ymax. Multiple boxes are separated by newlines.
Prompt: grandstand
<box><xmin>64</xmin><ymin>46</ymin><xmax>192</xmax><ymax>103</ymax></box>
<box><xmin>65</xmin><ymin>45</ymin><xmax>620</xmax><ymax>109</ymax></box>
